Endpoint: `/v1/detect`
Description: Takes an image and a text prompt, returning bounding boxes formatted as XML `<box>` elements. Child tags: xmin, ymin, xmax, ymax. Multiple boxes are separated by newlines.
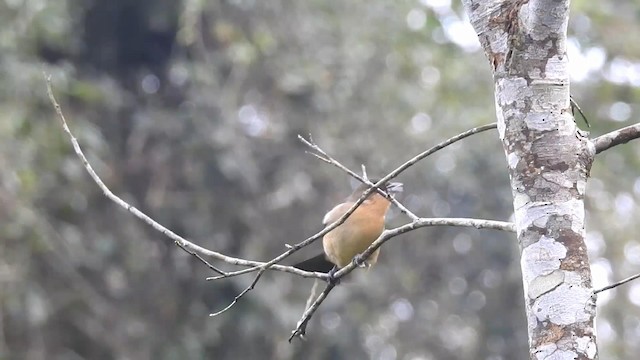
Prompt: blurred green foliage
<box><xmin>0</xmin><ymin>0</ymin><xmax>639</xmax><ymax>359</ymax></box>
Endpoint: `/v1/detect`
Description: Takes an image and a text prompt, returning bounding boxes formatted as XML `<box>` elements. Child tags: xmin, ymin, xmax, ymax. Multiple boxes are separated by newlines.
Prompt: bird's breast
<box><xmin>323</xmin><ymin>214</ymin><xmax>384</xmax><ymax>268</ymax></box>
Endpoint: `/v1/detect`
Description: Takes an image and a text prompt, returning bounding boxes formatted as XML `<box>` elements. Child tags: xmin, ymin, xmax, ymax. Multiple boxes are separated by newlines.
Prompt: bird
<box><xmin>293</xmin><ymin>180</ymin><xmax>403</xmax><ymax>281</ymax></box>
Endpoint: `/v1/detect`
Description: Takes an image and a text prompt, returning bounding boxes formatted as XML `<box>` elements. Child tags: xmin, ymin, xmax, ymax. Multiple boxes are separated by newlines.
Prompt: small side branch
<box><xmin>593</xmin><ymin>123</ymin><xmax>640</xmax><ymax>154</ymax></box>
<box><xmin>47</xmin><ymin>74</ymin><xmax>512</xmax><ymax>336</ymax></box>
<box><xmin>289</xmin><ymin>282</ymin><xmax>335</xmax><ymax>341</ymax></box>
<box><xmin>594</xmin><ymin>272</ymin><xmax>640</xmax><ymax>295</ymax></box>
<box><xmin>299</xmin><ymin>135</ymin><xmax>419</xmax><ymax>221</ymax></box>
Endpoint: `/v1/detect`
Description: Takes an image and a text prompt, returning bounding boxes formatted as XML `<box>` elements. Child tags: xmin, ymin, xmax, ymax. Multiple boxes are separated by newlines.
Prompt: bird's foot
<box><xmin>326</xmin><ymin>266</ymin><xmax>341</xmax><ymax>285</ymax></box>
<box><xmin>352</xmin><ymin>253</ymin><xmax>369</xmax><ymax>268</ymax></box>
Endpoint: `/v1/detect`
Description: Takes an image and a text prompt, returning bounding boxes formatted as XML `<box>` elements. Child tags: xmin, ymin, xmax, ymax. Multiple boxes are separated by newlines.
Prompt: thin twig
<box><xmin>206</xmin><ymin>217</ymin><xmax>514</xmax><ymax>280</ymax></box>
<box><xmin>570</xmin><ymin>95</ymin><xmax>590</xmax><ymax>128</ymax></box>
<box><xmin>175</xmin><ymin>242</ymin><xmax>227</xmax><ymax>276</ymax></box>
<box><xmin>210</xmin><ymin>271</ymin><xmax>265</xmax><ymax>316</ymax></box>
<box><xmin>384</xmin><ymin>123</ymin><xmax>498</xmax><ymax>176</ymax></box>
<box><xmin>305</xmin><ymin>151</ymin><xmax>332</xmax><ymax>164</ymax></box>
<box><xmin>304</xmin><ymin>279</ymin><xmax>321</xmax><ymax>311</ymax></box>
<box><xmin>594</xmin><ymin>272</ymin><xmax>640</xmax><ymax>295</ymax></box>
<box><xmin>289</xmin><ymin>282</ymin><xmax>336</xmax><ymax>342</ymax></box>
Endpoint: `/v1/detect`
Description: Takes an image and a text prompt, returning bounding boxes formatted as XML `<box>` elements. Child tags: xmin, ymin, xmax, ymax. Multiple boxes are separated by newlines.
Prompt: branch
<box><xmin>371</xmin><ymin>123</ymin><xmax>498</xmax><ymax>184</ymax></box>
<box><xmin>299</xmin><ymin>123</ymin><xmax>497</xmax><ymax>221</ymax></box>
<box><xmin>207</xmin><ymin>216</ymin><xmax>513</xmax><ymax>281</ymax></box>
<box><xmin>332</xmin><ymin>217</ymin><xmax>514</xmax><ymax>281</ymax></box>
<box><xmin>592</xmin><ymin>123</ymin><xmax>640</xmax><ymax>154</ymax></box>
<box><xmin>45</xmin><ymin>74</ymin><xmax>324</xmax><ymax>280</ymax></box>
<box><xmin>299</xmin><ymin>135</ymin><xmax>419</xmax><ymax>221</ymax></box>
<box><xmin>289</xmin><ymin>282</ymin><xmax>335</xmax><ymax>341</ymax></box>
<box><xmin>288</xmin><ymin>217</ymin><xmax>514</xmax><ymax>340</ymax></box>
<box><xmin>220</xmin><ymin>123</ymin><xmax>498</xmax><ymax>276</ymax></box>
<box><xmin>206</xmin><ymin>123</ymin><xmax>499</xmax><ymax>315</ymax></box>
<box><xmin>594</xmin><ymin>272</ymin><xmax>640</xmax><ymax>295</ymax></box>
<box><xmin>174</xmin><ymin>242</ymin><xmax>227</xmax><ymax>276</ymax></box>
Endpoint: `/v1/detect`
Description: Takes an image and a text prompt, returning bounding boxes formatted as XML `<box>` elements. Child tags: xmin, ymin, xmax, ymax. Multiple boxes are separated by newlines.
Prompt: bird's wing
<box><xmin>322</xmin><ymin>202</ymin><xmax>353</xmax><ymax>226</ymax></box>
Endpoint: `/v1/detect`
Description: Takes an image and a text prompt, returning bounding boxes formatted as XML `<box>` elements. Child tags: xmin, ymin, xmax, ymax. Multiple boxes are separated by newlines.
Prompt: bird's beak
<box><xmin>385</xmin><ymin>182</ymin><xmax>403</xmax><ymax>195</ymax></box>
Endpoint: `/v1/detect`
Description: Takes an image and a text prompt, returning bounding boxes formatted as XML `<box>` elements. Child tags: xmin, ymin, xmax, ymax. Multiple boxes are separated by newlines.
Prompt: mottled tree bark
<box><xmin>462</xmin><ymin>0</ymin><xmax>598</xmax><ymax>358</ymax></box>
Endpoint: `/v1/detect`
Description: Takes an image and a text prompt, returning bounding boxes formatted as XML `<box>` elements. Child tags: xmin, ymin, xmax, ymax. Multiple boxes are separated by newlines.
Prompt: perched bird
<box><xmin>293</xmin><ymin>180</ymin><xmax>403</xmax><ymax>280</ymax></box>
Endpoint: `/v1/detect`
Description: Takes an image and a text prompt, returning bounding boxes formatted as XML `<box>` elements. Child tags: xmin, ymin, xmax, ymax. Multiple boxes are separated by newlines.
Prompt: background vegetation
<box><xmin>1</xmin><ymin>0</ymin><xmax>639</xmax><ymax>359</ymax></box>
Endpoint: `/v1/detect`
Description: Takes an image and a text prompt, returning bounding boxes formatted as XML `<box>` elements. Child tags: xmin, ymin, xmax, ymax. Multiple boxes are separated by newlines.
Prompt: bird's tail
<box><xmin>292</xmin><ymin>254</ymin><xmax>334</xmax><ymax>273</ymax></box>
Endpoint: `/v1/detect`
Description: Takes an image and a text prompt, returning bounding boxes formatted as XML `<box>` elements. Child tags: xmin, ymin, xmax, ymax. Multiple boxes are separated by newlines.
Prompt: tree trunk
<box><xmin>462</xmin><ymin>1</ymin><xmax>598</xmax><ymax>358</ymax></box>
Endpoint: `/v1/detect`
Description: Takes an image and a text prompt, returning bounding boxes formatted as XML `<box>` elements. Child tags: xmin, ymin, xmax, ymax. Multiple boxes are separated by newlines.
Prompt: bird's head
<box><xmin>350</xmin><ymin>179</ymin><xmax>404</xmax><ymax>200</ymax></box>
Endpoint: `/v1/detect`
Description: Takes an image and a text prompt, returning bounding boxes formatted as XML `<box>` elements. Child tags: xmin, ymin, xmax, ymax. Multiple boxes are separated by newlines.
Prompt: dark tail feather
<box><xmin>293</xmin><ymin>254</ymin><xmax>334</xmax><ymax>273</ymax></box>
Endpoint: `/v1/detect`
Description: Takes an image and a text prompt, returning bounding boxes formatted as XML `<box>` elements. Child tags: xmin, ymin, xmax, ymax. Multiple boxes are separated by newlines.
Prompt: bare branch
<box><xmin>289</xmin><ymin>282</ymin><xmax>336</xmax><ymax>342</ymax></box>
<box><xmin>287</xmin><ymin>217</ymin><xmax>514</xmax><ymax>340</ymax></box>
<box><xmin>210</xmin><ymin>271</ymin><xmax>265</xmax><ymax>317</ymax></box>
<box><xmin>391</xmin><ymin>123</ymin><xmax>497</xmax><ymax>172</ymax></box>
<box><xmin>304</xmin><ymin>150</ymin><xmax>332</xmax><ymax>164</ymax></box>
<box><xmin>594</xmin><ymin>272</ymin><xmax>640</xmax><ymax>295</ymax></box>
<box><xmin>298</xmin><ymin>123</ymin><xmax>498</xmax><ymax>223</ymax></box>
<box><xmin>206</xmin><ymin>217</ymin><xmax>514</xmax><ymax>280</ymax></box>
<box><xmin>287</xmin><ymin>279</ymin><xmax>323</xmax><ymax>341</ymax></box>
<box><xmin>45</xmin><ymin>74</ymin><xmax>324</xmax><ymax>279</ymax></box>
<box><xmin>174</xmin><ymin>242</ymin><xmax>227</xmax><ymax>276</ymax></box>
<box><xmin>593</xmin><ymin>123</ymin><xmax>640</xmax><ymax>154</ymax></box>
